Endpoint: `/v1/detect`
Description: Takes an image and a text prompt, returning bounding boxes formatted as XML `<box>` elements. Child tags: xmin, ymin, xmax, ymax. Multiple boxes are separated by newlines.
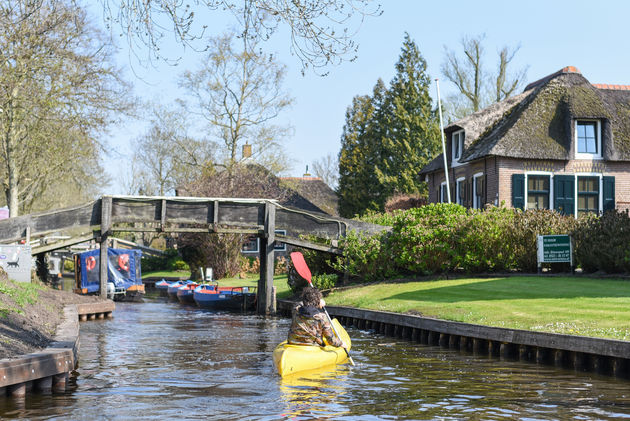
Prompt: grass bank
<box><xmin>324</xmin><ymin>276</ymin><xmax>630</xmax><ymax>341</ymax></box>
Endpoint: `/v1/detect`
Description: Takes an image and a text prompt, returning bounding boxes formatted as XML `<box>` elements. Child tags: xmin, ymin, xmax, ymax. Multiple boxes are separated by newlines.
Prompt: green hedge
<box><xmin>142</xmin><ymin>249</ymin><xmax>189</xmax><ymax>273</ymax></box>
<box><xmin>332</xmin><ymin>204</ymin><xmax>630</xmax><ymax>280</ymax></box>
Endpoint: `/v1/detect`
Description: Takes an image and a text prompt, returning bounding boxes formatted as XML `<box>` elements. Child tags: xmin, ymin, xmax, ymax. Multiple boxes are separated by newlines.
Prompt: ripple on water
<box><xmin>3</xmin><ymin>300</ymin><xmax>630</xmax><ymax>420</ymax></box>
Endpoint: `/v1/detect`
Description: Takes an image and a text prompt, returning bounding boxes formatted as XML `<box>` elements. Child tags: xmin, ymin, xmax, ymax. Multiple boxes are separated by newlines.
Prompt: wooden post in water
<box><xmin>99</xmin><ymin>197</ymin><xmax>112</xmax><ymax>299</ymax></box>
<box><xmin>257</xmin><ymin>202</ymin><xmax>276</xmax><ymax>315</ymax></box>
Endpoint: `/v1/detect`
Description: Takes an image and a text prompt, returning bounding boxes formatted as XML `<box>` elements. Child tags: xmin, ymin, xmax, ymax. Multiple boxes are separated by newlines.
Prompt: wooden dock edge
<box><xmin>277</xmin><ymin>300</ymin><xmax>630</xmax><ymax>378</ymax></box>
<box><xmin>0</xmin><ymin>300</ymin><xmax>115</xmax><ymax>398</ymax></box>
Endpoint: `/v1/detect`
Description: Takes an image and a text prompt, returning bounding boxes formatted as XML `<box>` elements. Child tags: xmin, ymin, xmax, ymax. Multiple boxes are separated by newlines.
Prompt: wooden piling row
<box><xmin>1</xmin><ymin>301</ymin><xmax>115</xmax><ymax>399</ymax></box>
<box><xmin>277</xmin><ymin>300</ymin><xmax>630</xmax><ymax>379</ymax></box>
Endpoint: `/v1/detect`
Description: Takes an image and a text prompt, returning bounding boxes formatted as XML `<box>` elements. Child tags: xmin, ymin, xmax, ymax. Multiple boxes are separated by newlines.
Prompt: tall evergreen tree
<box><xmin>337</xmin><ymin>93</ymin><xmax>377</xmax><ymax>218</ymax></box>
<box><xmin>337</xmin><ymin>33</ymin><xmax>440</xmax><ymax>217</ymax></box>
<box><xmin>375</xmin><ymin>33</ymin><xmax>441</xmax><ymax>198</ymax></box>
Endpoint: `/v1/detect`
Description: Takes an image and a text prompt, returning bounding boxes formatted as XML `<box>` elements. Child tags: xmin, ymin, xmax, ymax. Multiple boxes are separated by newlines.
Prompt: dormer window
<box><xmin>575</xmin><ymin>120</ymin><xmax>602</xmax><ymax>159</ymax></box>
<box><xmin>451</xmin><ymin>130</ymin><xmax>465</xmax><ymax>163</ymax></box>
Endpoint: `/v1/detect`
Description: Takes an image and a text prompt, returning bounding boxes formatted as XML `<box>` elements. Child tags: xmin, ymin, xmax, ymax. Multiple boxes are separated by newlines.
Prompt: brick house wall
<box><xmin>427</xmin><ymin>156</ymin><xmax>630</xmax><ymax>215</ymax></box>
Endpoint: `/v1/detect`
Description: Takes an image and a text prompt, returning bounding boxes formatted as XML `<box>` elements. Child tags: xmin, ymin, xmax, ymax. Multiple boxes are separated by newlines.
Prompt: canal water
<box><xmin>2</xmin><ymin>298</ymin><xmax>630</xmax><ymax>420</ymax></box>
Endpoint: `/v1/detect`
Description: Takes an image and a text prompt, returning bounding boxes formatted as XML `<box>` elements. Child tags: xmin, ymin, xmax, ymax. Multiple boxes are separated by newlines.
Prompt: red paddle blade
<box><xmin>290</xmin><ymin>251</ymin><xmax>312</xmax><ymax>283</ymax></box>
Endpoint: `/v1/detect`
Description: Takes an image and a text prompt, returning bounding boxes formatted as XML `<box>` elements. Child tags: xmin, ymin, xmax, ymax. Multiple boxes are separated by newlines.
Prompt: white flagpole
<box><xmin>435</xmin><ymin>78</ymin><xmax>451</xmax><ymax>203</ymax></box>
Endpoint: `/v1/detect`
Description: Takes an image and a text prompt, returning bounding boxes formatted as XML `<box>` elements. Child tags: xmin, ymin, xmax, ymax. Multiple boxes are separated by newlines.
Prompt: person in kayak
<box><xmin>287</xmin><ymin>286</ymin><xmax>348</xmax><ymax>349</ymax></box>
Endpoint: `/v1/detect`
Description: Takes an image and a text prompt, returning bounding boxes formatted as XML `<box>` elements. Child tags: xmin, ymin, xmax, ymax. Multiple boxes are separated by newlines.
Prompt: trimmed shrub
<box><xmin>311</xmin><ymin>273</ymin><xmax>339</xmax><ymax>290</ymax></box>
<box><xmin>142</xmin><ymin>249</ymin><xmax>186</xmax><ymax>272</ymax></box>
<box><xmin>573</xmin><ymin>210</ymin><xmax>630</xmax><ymax>273</ymax></box>
<box><xmin>457</xmin><ymin>206</ymin><xmax>516</xmax><ymax>273</ymax></box>
<box><xmin>505</xmin><ymin>209</ymin><xmax>577</xmax><ymax>272</ymax></box>
<box><xmin>389</xmin><ymin>203</ymin><xmax>468</xmax><ymax>274</ymax></box>
<box><xmin>333</xmin><ymin>230</ymin><xmax>397</xmax><ymax>282</ymax></box>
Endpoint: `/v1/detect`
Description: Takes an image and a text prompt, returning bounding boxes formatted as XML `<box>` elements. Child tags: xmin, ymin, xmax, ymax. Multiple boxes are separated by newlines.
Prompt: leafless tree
<box><xmin>0</xmin><ymin>0</ymin><xmax>132</xmax><ymax>217</ymax></box>
<box><xmin>179</xmin><ymin>30</ymin><xmax>292</xmax><ymax>176</ymax></box>
<box><xmin>312</xmin><ymin>153</ymin><xmax>339</xmax><ymax>189</ymax></box>
<box><xmin>100</xmin><ymin>0</ymin><xmax>381</xmax><ymax>73</ymax></box>
<box><xmin>129</xmin><ymin>105</ymin><xmax>217</xmax><ymax>196</ymax></box>
<box><xmin>441</xmin><ymin>34</ymin><xmax>527</xmax><ymax>118</ymax></box>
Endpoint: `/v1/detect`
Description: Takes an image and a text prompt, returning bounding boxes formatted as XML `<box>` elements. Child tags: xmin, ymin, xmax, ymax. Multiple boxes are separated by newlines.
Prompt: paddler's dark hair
<box><xmin>301</xmin><ymin>286</ymin><xmax>322</xmax><ymax>308</ymax></box>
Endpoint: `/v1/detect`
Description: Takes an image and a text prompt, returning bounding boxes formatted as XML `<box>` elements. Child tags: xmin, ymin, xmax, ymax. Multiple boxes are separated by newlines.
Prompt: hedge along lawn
<box><xmin>324</xmin><ymin>276</ymin><xmax>630</xmax><ymax>341</ymax></box>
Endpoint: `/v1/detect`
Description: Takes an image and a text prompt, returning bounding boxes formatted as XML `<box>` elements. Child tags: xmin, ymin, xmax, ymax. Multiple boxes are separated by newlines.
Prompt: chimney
<box><xmin>242</xmin><ymin>143</ymin><xmax>252</xmax><ymax>159</ymax></box>
<box><xmin>303</xmin><ymin>165</ymin><xmax>311</xmax><ymax>177</ymax></box>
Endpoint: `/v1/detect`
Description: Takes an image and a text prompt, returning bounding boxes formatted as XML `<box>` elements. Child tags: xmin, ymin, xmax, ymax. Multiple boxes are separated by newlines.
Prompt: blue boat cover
<box><xmin>77</xmin><ymin>248</ymin><xmax>143</xmax><ymax>293</ymax></box>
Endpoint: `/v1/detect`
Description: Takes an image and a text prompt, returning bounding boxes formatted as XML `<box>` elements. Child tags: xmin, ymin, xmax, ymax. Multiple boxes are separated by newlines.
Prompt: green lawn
<box><xmin>324</xmin><ymin>276</ymin><xmax>630</xmax><ymax>341</ymax></box>
<box><xmin>141</xmin><ymin>270</ymin><xmax>190</xmax><ymax>279</ymax></box>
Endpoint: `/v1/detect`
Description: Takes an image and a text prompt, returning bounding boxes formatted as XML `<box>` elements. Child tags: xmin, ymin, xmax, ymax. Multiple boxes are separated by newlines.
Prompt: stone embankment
<box><xmin>278</xmin><ymin>300</ymin><xmax>630</xmax><ymax>379</ymax></box>
<box><xmin>0</xmin><ymin>301</ymin><xmax>114</xmax><ymax>398</ymax></box>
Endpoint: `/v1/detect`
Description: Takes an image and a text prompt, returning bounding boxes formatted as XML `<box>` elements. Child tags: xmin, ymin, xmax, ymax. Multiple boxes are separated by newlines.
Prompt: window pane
<box><xmin>584</xmin><ymin>123</ymin><xmax>595</xmax><ymax>138</ymax></box>
<box><xmin>578</xmin><ymin>177</ymin><xmax>598</xmax><ymax>193</ymax></box>
<box><xmin>577</xmin><ymin>122</ymin><xmax>598</xmax><ymax>154</ymax></box>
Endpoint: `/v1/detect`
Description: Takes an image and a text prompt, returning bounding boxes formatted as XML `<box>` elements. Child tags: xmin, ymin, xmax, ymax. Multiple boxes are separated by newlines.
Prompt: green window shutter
<box><xmin>512</xmin><ymin>174</ymin><xmax>525</xmax><ymax>209</ymax></box>
<box><xmin>603</xmin><ymin>176</ymin><xmax>615</xmax><ymax>212</ymax></box>
<box><xmin>554</xmin><ymin>175</ymin><xmax>575</xmax><ymax>216</ymax></box>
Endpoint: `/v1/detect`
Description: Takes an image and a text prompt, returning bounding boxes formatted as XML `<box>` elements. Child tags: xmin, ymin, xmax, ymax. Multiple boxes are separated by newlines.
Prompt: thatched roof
<box><xmin>420</xmin><ymin>66</ymin><xmax>630</xmax><ymax>174</ymax></box>
<box><xmin>279</xmin><ymin>177</ymin><xmax>339</xmax><ymax>216</ymax></box>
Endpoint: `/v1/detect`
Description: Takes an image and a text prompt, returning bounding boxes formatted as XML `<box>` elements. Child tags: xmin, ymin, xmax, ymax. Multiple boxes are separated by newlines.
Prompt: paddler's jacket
<box><xmin>288</xmin><ymin>302</ymin><xmax>343</xmax><ymax>347</ymax></box>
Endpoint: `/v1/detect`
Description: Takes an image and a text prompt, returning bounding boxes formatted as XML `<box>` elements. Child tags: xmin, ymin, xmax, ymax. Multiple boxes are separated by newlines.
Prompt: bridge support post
<box><xmin>257</xmin><ymin>202</ymin><xmax>276</xmax><ymax>315</ymax></box>
<box><xmin>99</xmin><ymin>197</ymin><xmax>112</xmax><ymax>299</ymax></box>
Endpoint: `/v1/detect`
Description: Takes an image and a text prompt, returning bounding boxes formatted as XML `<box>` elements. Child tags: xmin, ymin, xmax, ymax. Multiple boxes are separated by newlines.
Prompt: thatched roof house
<box><xmin>420</xmin><ymin>66</ymin><xmax>630</xmax><ymax>216</ymax></box>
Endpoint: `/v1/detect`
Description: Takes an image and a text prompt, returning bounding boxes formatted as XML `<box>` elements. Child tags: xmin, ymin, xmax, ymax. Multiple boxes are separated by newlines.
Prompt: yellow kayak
<box><xmin>273</xmin><ymin>318</ymin><xmax>352</xmax><ymax>377</ymax></box>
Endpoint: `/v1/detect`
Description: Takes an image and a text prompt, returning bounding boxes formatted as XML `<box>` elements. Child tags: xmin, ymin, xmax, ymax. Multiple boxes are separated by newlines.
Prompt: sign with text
<box><xmin>537</xmin><ymin>235</ymin><xmax>573</xmax><ymax>265</ymax></box>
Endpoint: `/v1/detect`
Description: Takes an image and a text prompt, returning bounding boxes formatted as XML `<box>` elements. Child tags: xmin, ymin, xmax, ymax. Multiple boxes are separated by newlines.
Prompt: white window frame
<box><xmin>440</xmin><ymin>181</ymin><xmax>447</xmax><ymax>203</ymax></box>
<box><xmin>451</xmin><ymin>130</ymin><xmax>465</xmax><ymax>167</ymax></box>
<box><xmin>472</xmin><ymin>172</ymin><xmax>484</xmax><ymax>209</ymax></box>
<box><xmin>524</xmin><ymin>171</ymin><xmax>553</xmax><ymax>211</ymax></box>
<box><xmin>575</xmin><ymin>120</ymin><xmax>602</xmax><ymax>160</ymax></box>
<box><xmin>455</xmin><ymin>177</ymin><xmax>465</xmax><ymax>205</ymax></box>
<box><xmin>574</xmin><ymin>173</ymin><xmax>603</xmax><ymax>217</ymax></box>
<box><xmin>241</xmin><ymin>236</ymin><xmax>260</xmax><ymax>253</ymax></box>
<box><xmin>274</xmin><ymin>230</ymin><xmax>287</xmax><ymax>252</ymax></box>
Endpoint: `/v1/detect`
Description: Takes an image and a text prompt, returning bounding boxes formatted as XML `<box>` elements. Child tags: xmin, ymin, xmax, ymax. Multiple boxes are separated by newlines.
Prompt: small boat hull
<box><xmin>177</xmin><ymin>284</ymin><xmax>198</xmax><ymax>304</ymax></box>
<box><xmin>155</xmin><ymin>280</ymin><xmax>170</xmax><ymax>297</ymax></box>
<box><xmin>273</xmin><ymin>318</ymin><xmax>351</xmax><ymax>377</ymax></box>
<box><xmin>193</xmin><ymin>286</ymin><xmax>256</xmax><ymax>311</ymax></box>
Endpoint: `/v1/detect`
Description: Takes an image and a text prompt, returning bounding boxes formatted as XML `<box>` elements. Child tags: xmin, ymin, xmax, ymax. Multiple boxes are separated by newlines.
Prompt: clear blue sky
<box><xmin>102</xmin><ymin>0</ymin><xmax>630</xmax><ymax>194</ymax></box>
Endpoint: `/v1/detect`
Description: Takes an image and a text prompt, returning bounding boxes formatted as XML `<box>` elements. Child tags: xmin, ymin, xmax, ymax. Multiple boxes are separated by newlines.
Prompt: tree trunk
<box><xmin>7</xmin><ymin>158</ymin><xmax>19</xmax><ymax>218</ymax></box>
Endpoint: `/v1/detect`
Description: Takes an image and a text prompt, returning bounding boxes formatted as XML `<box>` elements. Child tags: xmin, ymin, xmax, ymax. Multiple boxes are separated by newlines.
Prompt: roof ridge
<box><xmin>523</xmin><ymin>66</ymin><xmax>581</xmax><ymax>92</ymax></box>
<box><xmin>280</xmin><ymin>176</ymin><xmax>323</xmax><ymax>181</ymax></box>
<box><xmin>593</xmin><ymin>83</ymin><xmax>630</xmax><ymax>91</ymax></box>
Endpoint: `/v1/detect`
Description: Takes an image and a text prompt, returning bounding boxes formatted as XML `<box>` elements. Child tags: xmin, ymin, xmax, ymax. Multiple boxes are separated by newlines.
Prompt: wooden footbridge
<box><xmin>0</xmin><ymin>195</ymin><xmax>386</xmax><ymax>314</ymax></box>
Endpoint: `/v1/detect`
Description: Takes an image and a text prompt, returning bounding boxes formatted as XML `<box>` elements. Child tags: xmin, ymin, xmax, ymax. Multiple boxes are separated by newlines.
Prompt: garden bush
<box><xmin>573</xmin><ymin>210</ymin><xmax>630</xmax><ymax>273</ymax></box>
<box><xmin>457</xmin><ymin>206</ymin><xmax>516</xmax><ymax>273</ymax></box>
<box><xmin>336</xmin><ymin>204</ymin><xmax>619</xmax><ymax>281</ymax></box>
<box><xmin>505</xmin><ymin>209</ymin><xmax>577</xmax><ymax>272</ymax></box>
<box><xmin>311</xmin><ymin>273</ymin><xmax>339</xmax><ymax>290</ymax></box>
<box><xmin>142</xmin><ymin>249</ymin><xmax>188</xmax><ymax>272</ymax></box>
<box><xmin>388</xmin><ymin>203</ymin><xmax>468</xmax><ymax>274</ymax></box>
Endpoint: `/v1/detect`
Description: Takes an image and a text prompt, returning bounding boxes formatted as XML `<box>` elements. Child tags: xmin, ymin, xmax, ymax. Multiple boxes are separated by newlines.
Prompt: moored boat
<box><xmin>167</xmin><ymin>280</ymin><xmax>188</xmax><ymax>300</ymax></box>
<box><xmin>155</xmin><ymin>279</ymin><xmax>170</xmax><ymax>297</ymax></box>
<box><xmin>193</xmin><ymin>284</ymin><xmax>256</xmax><ymax>311</ymax></box>
<box><xmin>273</xmin><ymin>318</ymin><xmax>351</xmax><ymax>377</ymax></box>
<box><xmin>176</xmin><ymin>282</ymin><xmax>199</xmax><ymax>304</ymax></box>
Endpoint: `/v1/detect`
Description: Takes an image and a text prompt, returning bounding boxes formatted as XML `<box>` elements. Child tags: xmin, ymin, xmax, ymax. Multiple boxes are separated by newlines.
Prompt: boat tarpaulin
<box><xmin>77</xmin><ymin>248</ymin><xmax>142</xmax><ymax>293</ymax></box>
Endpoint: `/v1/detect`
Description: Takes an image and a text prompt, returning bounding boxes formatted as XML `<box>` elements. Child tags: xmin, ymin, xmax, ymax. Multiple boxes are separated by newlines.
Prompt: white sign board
<box><xmin>0</xmin><ymin>245</ymin><xmax>32</xmax><ymax>282</ymax></box>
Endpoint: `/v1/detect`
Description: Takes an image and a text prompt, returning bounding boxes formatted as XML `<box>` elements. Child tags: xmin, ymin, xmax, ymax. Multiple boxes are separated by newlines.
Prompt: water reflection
<box><xmin>279</xmin><ymin>365</ymin><xmax>351</xmax><ymax>419</ymax></box>
<box><xmin>1</xmin><ymin>299</ymin><xmax>630</xmax><ymax>420</ymax></box>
